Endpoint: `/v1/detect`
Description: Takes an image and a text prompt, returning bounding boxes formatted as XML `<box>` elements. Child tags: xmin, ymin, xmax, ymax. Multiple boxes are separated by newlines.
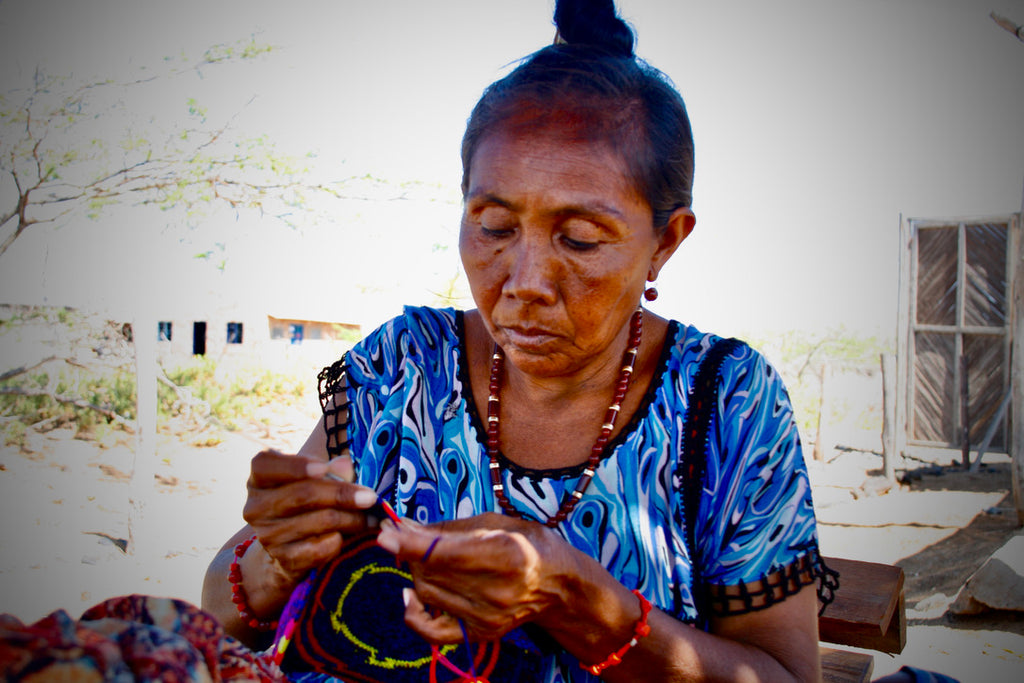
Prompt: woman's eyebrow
<box><xmin>464</xmin><ymin>190</ymin><xmax>514</xmax><ymax>209</ymax></box>
<box><xmin>466</xmin><ymin>191</ymin><xmax>625</xmax><ymax>223</ymax></box>
<box><xmin>552</xmin><ymin>202</ymin><xmax>627</xmax><ymax>223</ymax></box>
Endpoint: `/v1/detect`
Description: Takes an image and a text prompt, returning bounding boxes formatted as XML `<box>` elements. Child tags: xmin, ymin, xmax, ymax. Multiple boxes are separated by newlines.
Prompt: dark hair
<box><xmin>460</xmin><ymin>0</ymin><xmax>694</xmax><ymax>228</ymax></box>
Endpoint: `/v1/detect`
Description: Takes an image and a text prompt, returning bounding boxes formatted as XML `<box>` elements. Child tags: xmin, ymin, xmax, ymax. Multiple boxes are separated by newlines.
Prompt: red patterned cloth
<box><xmin>0</xmin><ymin>595</ymin><xmax>284</xmax><ymax>682</ymax></box>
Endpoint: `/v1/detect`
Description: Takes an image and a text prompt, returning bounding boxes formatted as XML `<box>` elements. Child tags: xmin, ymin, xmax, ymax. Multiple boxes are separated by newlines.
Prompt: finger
<box><xmin>248</xmin><ymin>450</ymin><xmax>319</xmax><ymax>487</ymax></box>
<box><xmin>247</xmin><ymin>449</ymin><xmax>377</xmax><ymax>514</ymax></box>
<box><xmin>376</xmin><ymin>519</ymin><xmax>439</xmax><ymax>562</ymax></box>
<box><xmin>247</xmin><ymin>476</ymin><xmax>379</xmax><ymax>520</ymax></box>
<box><xmin>243</xmin><ymin>488</ymin><xmax>380</xmax><ymax>556</ymax></box>
<box><xmin>379</xmin><ymin>522</ymin><xmax>538</xmax><ymax>643</ymax></box>
<box><xmin>324</xmin><ymin>456</ymin><xmax>355</xmax><ymax>482</ymax></box>
<box><xmin>402</xmin><ymin>587</ymin><xmax>464</xmax><ymax>644</ymax></box>
<box><xmin>405</xmin><ymin>583</ymin><xmax>515</xmax><ymax>644</ymax></box>
<box><xmin>378</xmin><ymin>520</ymin><xmax>529</xmax><ymax>583</ymax></box>
<box><xmin>377</xmin><ymin>523</ymin><xmax>489</xmax><ymax>609</ymax></box>
<box><xmin>305</xmin><ymin>456</ymin><xmax>355</xmax><ymax>481</ymax></box>
<box><xmin>262</xmin><ymin>531</ymin><xmax>345</xmax><ymax>580</ymax></box>
<box><xmin>250</xmin><ymin>452</ymin><xmax>359</xmax><ymax>490</ymax></box>
<box><xmin>252</xmin><ymin>506</ymin><xmax>372</xmax><ymax>547</ymax></box>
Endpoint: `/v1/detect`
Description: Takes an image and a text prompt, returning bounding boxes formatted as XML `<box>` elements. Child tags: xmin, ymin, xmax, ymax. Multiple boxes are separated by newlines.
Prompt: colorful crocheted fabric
<box><xmin>0</xmin><ymin>595</ymin><xmax>284</xmax><ymax>682</ymax></box>
<box><xmin>279</xmin><ymin>531</ymin><xmax>546</xmax><ymax>682</ymax></box>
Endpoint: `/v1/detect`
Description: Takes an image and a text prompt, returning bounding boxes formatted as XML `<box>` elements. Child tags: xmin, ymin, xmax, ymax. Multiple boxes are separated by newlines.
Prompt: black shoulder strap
<box><xmin>678</xmin><ymin>337</ymin><xmax>744</xmax><ymax>626</ymax></box>
<box><xmin>317</xmin><ymin>352</ymin><xmax>351</xmax><ymax>460</ymax></box>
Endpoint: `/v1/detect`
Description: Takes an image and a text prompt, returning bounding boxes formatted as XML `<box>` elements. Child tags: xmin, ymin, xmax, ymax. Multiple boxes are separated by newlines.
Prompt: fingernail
<box><xmin>402</xmin><ymin>587</ymin><xmax>412</xmax><ymax>607</ymax></box>
<box><xmin>306</xmin><ymin>461</ymin><xmax>328</xmax><ymax>477</ymax></box>
<box><xmin>352</xmin><ymin>488</ymin><xmax>378</xmax><ymax>508</ymax></box>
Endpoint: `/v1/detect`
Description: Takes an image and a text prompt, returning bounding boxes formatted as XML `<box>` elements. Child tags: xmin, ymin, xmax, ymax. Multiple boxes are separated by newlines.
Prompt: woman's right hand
<box><xmin>242</xmin><ymin>449</ymin><xmax>380</xmax><ymax>584</ymax></box>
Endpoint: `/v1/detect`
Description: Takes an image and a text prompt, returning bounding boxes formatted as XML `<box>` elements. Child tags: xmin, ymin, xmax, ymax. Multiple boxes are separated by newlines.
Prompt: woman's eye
<box><xmin>562</xmin><ymin>236</ymin><xmax>599</xmax><ymax>251</ymax></box>
<box><xmin>559</xmin><ymin>219</ymin><xmax>603</xmax><ymax>252</ymax></box>
<box><xmin>478</xmin><ymin>207</ymin><xmax>515</xmax><ymax>238</ymax></box>
<box><xmin>481</xmin><ymin>224</ymin><xmax>513</xmax><ymax>238</ymax></box>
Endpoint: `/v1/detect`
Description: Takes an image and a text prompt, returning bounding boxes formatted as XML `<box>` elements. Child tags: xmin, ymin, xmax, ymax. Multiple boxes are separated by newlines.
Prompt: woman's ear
<box><xmin>649</xmin><ymin>207</ymin><xmax>695</xmax><ymax>280</ymax></box>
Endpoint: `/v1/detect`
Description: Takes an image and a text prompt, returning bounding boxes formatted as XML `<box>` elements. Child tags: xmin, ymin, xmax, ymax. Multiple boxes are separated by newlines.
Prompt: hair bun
<box><xmin>554</xmin><ymin>0</ymin><xmax>634</xmax><ymax>57</ymax></box>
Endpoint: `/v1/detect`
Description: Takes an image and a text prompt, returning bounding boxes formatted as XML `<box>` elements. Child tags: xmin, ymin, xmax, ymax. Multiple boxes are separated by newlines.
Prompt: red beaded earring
<box><xmin>643</xmin><ymin>282</ymin><xmax>658</xmax><ymax>302</ymax></box>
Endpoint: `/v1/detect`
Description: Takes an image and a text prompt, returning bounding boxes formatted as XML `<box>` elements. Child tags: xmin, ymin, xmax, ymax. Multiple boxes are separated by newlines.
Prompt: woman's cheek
<box><xmin>464</xmin><ymin>244</ymin><xmax>509</xmax><ymax>294</ymax></box>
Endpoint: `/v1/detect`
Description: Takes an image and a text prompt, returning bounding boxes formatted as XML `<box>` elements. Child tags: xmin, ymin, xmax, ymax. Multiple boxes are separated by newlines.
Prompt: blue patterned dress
<box><xmin>303</xmin><ymin>305</ymin><xmax>827</xmax><ymax>682</ymax></box>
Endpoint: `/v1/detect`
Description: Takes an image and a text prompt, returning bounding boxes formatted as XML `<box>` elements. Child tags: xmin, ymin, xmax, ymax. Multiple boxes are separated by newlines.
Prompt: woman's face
<box><xmin>460</xmin><ymin>126</ymin><xmax>685</xmax><ymax>379</ymax></box>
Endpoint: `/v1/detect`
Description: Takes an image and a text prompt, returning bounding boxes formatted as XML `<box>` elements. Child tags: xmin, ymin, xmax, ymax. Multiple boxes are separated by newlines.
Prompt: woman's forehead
<box><xmin>469</xmin><ymin>125</ymin><xmax>631</xmax><ymax>185</ymax></box>
<box><xmin>489</xmin><ymin>99</ymin><xmax>631</xmax><ymax>143</ymax></box>
<box><xmin>465</xmin><ymin>130</ymin><xmax>650</xmax><ymax>221</ymax></box>
<box><xmin>471</xmin><ymin>135</ymin><xmax>630</xmax><ymax>192</ymax></box>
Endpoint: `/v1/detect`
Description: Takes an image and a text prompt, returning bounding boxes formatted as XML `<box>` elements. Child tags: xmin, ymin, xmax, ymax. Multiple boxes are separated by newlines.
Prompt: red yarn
<box><xmin>429</xmin><ymin>640</ymin><xmax>499</xmax><ymax>683</ymax></box>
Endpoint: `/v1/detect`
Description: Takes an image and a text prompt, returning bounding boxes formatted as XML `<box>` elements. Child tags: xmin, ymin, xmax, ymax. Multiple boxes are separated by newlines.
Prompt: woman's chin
<box><xmin>501</xmin><ymin>345</ymin><xmax>577</xmax><ymax>379</ymax></box>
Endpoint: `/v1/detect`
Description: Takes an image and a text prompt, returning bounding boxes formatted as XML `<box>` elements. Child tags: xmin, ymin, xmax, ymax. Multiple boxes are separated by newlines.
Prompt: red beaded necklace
<box><xmin>486</xmin><ymin>308</ymin><xmax>644</xmax><ymax>527</ymax></box>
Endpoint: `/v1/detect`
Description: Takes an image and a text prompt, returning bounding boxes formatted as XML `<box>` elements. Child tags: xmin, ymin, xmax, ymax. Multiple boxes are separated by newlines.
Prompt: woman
<box><xmin>203</xmin><ymin>1</ymin><xmax>830</xmax><ymax>680</ymax></box>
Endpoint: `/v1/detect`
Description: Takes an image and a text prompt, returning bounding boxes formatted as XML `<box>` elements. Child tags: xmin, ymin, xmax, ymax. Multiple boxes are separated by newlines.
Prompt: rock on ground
<box><xmin>950</xmin><ymin>532</ymin><xmax>1024</xmax><ymax>615</ymax></box>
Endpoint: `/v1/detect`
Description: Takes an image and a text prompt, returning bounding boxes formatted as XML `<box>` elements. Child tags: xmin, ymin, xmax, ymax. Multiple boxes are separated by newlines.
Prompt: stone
<box><xmin>909</xmin><ymin>592</ymin><xmax>954</xmax><ymax>619</ymax></box>
<box><xmin>949</xmin><ymin>532</ymin><xmax>1024</xmax><ymax>614</ymax></box>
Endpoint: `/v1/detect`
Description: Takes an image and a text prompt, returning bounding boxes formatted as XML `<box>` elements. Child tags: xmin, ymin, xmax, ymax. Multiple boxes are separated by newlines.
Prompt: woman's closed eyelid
<box><xmin>559</xmin><ymin>218</ymin><xmax>605</xmax><ymax>250</ymax></box>
<box><xmin>560</xmin><ymin>235</ymin><xmax>600</xmax><ymax>252</ymax></box>
<box><xmin>481</xmin><ymin>221</ymin><xmax>515</xmax><ymax>235</ymax></box>
<box><xmin>478</xmin><ymin>206</ymin><xmax>520</xmax><ymax>236</ymax></box>
<box><xmin>566</xmin><ymin>236</ymin><xmax>598</xmax><ymax>248</ymax></box>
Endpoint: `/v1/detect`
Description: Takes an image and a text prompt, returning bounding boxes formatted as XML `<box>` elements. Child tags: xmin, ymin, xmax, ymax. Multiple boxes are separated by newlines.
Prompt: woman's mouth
<box><xmin>502</xmin><ymin>326</ymin><xmax>559</xmax><ymax>349</ymax></box>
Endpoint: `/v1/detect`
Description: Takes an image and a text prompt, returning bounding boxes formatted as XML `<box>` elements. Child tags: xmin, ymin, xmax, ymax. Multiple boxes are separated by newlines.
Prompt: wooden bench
<box><xmin>819</xmin><ymin>556</ymin><xmax>906</xmax><ymax>683</ymax></box>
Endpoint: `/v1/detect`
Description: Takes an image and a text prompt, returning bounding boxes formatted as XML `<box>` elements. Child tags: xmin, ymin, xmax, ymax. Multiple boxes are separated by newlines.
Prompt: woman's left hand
<box><xmin>376</xmin><ymin>513</ymin><xmax>569</xmax><ymax>643</ymax></box>
<box><xmin>378</xmin><ymin>514</ymin><xmax>822</xmax><ymax>682</ymax></box>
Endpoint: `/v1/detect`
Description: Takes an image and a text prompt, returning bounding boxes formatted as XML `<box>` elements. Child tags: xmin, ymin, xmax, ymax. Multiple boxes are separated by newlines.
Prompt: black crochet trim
<box><xmin>317</xmin><ymin>354</ymin><xmax>351</xmax><ymax>460</ymax></box>
<box><xmin>679</xmin><ymin>337</ymin><xmax>744</xmax><ymax>624</ymax></box>
<box><xmin>706</xmin><ymin>546</ymin><xmax>839</xmax><ymax>617</ymax></box>
<box><xmin>818</xmin><ymin>556</ymin><xmax>840</xmax><ymax>615</ymax></box>
<box><xmin>677</xmin><ymin>337</ymin><xmax>840</xmax><ymax>623</ymax></box>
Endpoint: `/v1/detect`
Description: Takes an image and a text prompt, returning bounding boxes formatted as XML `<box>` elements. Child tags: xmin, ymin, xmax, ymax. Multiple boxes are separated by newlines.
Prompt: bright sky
<box><xmin>2</xmin><ymin>0</ymin><xmax>1023</xmax><ymax>338</ymax></box>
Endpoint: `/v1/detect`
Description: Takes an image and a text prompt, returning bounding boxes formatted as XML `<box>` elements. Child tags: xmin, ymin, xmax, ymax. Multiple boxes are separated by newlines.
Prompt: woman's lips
<box><xmin>502</xmin><ymin>326</ymin><xmax>559</xmax><ymax>349</ymax></box>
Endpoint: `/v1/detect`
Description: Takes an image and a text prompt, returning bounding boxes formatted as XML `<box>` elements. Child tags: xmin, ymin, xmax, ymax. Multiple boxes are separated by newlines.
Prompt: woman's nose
<box><xmin>502</xmin><ymin>238</ymin><xmax>559</xmax><ymax>305</ymax></box>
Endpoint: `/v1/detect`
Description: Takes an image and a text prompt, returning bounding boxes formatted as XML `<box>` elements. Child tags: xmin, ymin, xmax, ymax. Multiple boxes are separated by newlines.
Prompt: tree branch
<box><xmin>0</xmin><ymin>356</ymin><xmax>59</xmax><ymax>382</ymax></box>
<box><xmin>0</xmin><ymin>189</ymin><xmax>32</xmax><ymax>258</ymax></box>
<box><xmin>0</xmin><ymin>386</ymin><xmax>134</xmax><ymax>430</ymax></box>
<box><xmin>0</xmin><ymin>36</ymin><xmax>314</xmax><ymax>260</ymax></box>
<box><xmin>155</xmin><ymin>363</ymin><xmax>211</xmax><ymax>424</ymax></box>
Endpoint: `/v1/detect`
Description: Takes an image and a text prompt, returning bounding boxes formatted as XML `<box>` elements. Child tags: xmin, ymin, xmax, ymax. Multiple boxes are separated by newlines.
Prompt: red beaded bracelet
<box><xmin>229</xmin><ymin>535</ymin><xmax>279</xmax><ymax>631</ymax></box>
<box><xmin>580</xmin><ymin>589</ymin><xmax>652</xmax><ymax>676</ymax></box>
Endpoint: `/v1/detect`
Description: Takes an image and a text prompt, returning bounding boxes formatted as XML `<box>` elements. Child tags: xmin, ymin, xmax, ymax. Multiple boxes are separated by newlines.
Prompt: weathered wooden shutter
<box><xmin>899</xmin><ymin>216</ymin><xmax>1016</xmax><ymax>452</ymax></box>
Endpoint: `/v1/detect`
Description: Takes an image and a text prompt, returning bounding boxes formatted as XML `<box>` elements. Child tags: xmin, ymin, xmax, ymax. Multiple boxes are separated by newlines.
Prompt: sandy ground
<box><xmin>810</xmin><ymin>451</ymin><xmax>1024</xmax><ymax>681</ymax></box>
<box><xmin>1</xmin><ymin>421</ymin><xmax>1022</xmax><ymax>682</ymax></box>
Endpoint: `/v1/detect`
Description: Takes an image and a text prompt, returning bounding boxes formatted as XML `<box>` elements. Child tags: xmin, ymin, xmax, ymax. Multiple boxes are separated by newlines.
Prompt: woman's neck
<box><xmin>464</xmin><ymin>309</ymin><xmax>668</xmax><ymax>470</ymax></box>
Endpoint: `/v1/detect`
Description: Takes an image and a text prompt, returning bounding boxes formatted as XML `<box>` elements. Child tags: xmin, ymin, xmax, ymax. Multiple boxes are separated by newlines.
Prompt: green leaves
<box><xmin>0</xmin><ymin>33</ymin><xmax>320</xmax><ymax>261</ymax></box>
<box><xmin>185</xmin><ymin>97</ymin><xmax>207</xmax><ymax>121</ymax></box>
<box><xmin>198</xmin><ymin>36</ymin><xmax>274</xmax><ymax>66</ymax></box>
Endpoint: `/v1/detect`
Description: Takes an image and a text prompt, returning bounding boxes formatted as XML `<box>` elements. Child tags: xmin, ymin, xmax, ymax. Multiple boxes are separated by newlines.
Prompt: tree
<box><xmin>0</xmin><ymin>36</ymin><xmax>324</xmax><ymax>261</ymax></box>
<box><xmin>0</xmin><ymin>35</ymin><xmax>339</xmax><ymax>555</ymax></box>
